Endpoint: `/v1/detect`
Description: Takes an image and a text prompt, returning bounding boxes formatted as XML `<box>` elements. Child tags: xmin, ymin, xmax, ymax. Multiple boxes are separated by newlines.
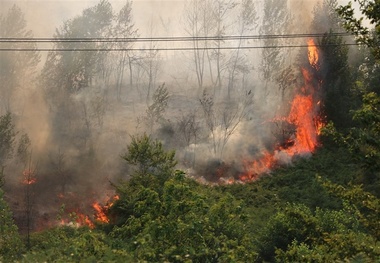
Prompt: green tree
<box><xmin>226</xmin><ymin>0</ymin><xmax>257</xmax><ymax>99</ymax></box>
<box><xmin>319</xmin><ymin>31</ymin><xmax>354</xmax><ymax>129</ymax></box>
<box><xmin>113</xmin><ymin>0</ymin><xmax>139</xmax><ymax>102</ymax></box>
<box><xmin>337</xmin><ymin>0</ymin><xmax>380</xmax><ymax>60</ymax></box>
<box><xmin>41</xmin><ymin>0</ymin><xmax>113</xmax><ymax>94</ymax></box>
<box><xmin>320</xmin><ymin>177</ymin><xmax>380</xmax><ymax>238</ymax></box>
<box><xmin>0</xmin><ymin>178</ymin><xmax>24</xmax><ymax>262</ymax></box>
<box><xmin>322</xmin><ymin>0</ymin><xmax>380</xmax><ymax>193</ymax></box>
<box><xmin>52</xmin><ymin>0</ymin><xmax>113</xmax><ymax>92</ymax></box>
<box><xmin>0</xmin><ymin>112</ymin><xmax>16</xmax><ymax>167</ymax></box>
<box><xmin>259</xmin><ymin>0</ymin><xmax>292</xmax><ymax>100</ymax></box>
<box><xmin>0</xmin><ymin>113</ymin><xmax>21</xmax><ymax>260</ymax></box>
<box><xmin>307</xmin><ymin>0</ymin><xmax>356</xmax><ymax>129</ymax></box>
<box><xmin>322</xmin><ymin>91</ymin><xmax>380</xmax><ymax>191</ymax></box>
<box><xmin>256</xmin><ymin>202</ymin><xmax>379</xmax><ymax>262</ymax></box>
<box><xmin>122</xmin><ymin>133</ymin><xmax>177</xmax><ymax>190</ymax></box>
<box><xmin>144</xmin><ymin>83</ymin><xmax>169</xmax><ymax>134</ymax></box>
<box><xmin>110</xmin><ymin>136</ymin><xmax>257</xmax><ymax>262</ymax></box>
<box><xmin>110</xmin><ymin>172</ymin><xmax>257</xmax><ymax>262</ymax></box>
<box><xmin>40</xmin><ymin>0</ymin><xmax>113</xmax><ymax>153</ymax></box>
<box><xmin>350</xmin><ymin>92</ymin><xmax>380</xmax><ymax>170</ymax></box>
<box><xmin>0</xmin><ymin>5</ymin><xmax>40</xmax><ymax>112</ymax></box>
<box><xmin>21</xmin><ymin>227</ymin><xmax>133</xmax><ymax>262</ymax></box>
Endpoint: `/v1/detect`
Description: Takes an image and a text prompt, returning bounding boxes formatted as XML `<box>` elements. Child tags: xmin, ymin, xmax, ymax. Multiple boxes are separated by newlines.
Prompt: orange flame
<box><xmin>59</xmin><ymin>212</ymin><xmax>95</xmax><ymax>229</ymax></box>
<box><xmin>76</xmin><ymin>213</ymin><xmax>95</xmax><ymax>228</ymax></box>
<box><xmin>22</xmin><ymin>169</ymin><xmax>37</xmax><ymax>184</ymax></box>
<box><xmin>307</xmin><ymin>39</ymin><xmax>319</xmax><ymax>68</ymax></box>
<box><xmin>23</xmin><ymin>177</ymin><xmax>37</xmax><ymax>185</ymax></box>
<box><xmin>239</xmin><ymin>39</ymin><xmax>324</xmax><ymax>182</ymax></box>
<box><xmin>285</xmin><ymin>94</ymin><xmax>317</xmax><ymax>154</ymax></box>
<box><xmin>57</xmin><ymin>195</ymin><xmax>117</xmax><ymax>229</ymax></box>
<box><xmin>240</xmin><ymin>151</ymin><xmax>275</xmax><ymax>182</ymax></box>
<box><xmin>93</xmin><ymin>202</ymin><xmax>109</xmax><ymax>223</ymax></box>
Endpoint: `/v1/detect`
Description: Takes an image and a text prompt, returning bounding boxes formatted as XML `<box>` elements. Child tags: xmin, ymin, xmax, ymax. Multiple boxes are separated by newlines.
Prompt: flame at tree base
<box><xmin>54</xmin><ymin>194</ymin><xmax>119</xmax><ymax>229</ymax></box>
<box><xmin>239</xmin><ymin>39</ymin><xmax>324</xmax><ymax>182</ymax></box>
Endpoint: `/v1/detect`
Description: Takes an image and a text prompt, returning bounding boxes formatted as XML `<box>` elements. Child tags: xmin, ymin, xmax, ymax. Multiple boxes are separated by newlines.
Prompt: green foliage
<box><xmin>110</xmin><ymin>172</ymin><xmax>257</xmax><ymax>262</ymax></box>
<box><xmin>0</xmin><ymin>112</ymin><xmax>16</xmax><ymax>165</ymax></box>
<box><xmin>319</xmin><ymin>31</ymin><xmax>354</xmax><ymax>129</ymax></box>
<box><xmin>0</xmin><ymin>113</ymin><xmax>22</xmax><ymax>261</ymax></box>
<box><xmin>22</xmin><ymin>227</ymin><xmax>133</xmax><ymax>262</ymax></box>
<box><xmin>255</xmin><ymin>202</ymin><xmax>379</xmax><ymax>262</ymax></box>
<box><xmin>320</xmin><ymin>177</ymin><xmax>380</xmax><ymax>239</ymax></box>
<box><xmin>0</xmin><ymin>5</ymin><xmax>40</xmax><ymax>112</ymax></box>
<box><xmin>337</xmin><ymin>0</ymin><xmax>380</xmax><ymax>60</ymax></box>
<box><xmin>145</xmin><ymin>83</ymin><xmax>169</xmax><ymax>130</ymax></box>
<box><xmin>276</xmin><ymin>235</ymin><xmax>379</xmax><ymax>263</ymax></box>
<box><xmin>49</xmin><ymin>0</ymin><xmax>113</xmax><ymax>92</ymax></box>
<box><xmin>0</xmin><ymin>187</ymin><xmax>24</xmax><ymax>262</ymax></box>
<box><xmin>122</xmin><ymin>133</ymin><xmax>177</xmax><ymax>189</ymax></box>
<box><xmin>321</xmin><ymin>92</ymin><xmax>380</xmax><ymax>192</ymax></box>
<box><xmin>350</xmin><ymin>92</ymin><xmax>380</xmax><ymax>169</ymax></box>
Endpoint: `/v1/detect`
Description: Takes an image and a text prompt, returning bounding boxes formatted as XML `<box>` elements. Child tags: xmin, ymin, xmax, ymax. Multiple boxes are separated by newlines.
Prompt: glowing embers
<box><xmin>22</xmin><ymin>169</ymin><xmax>37</xmax><ymax>185</ymax></box>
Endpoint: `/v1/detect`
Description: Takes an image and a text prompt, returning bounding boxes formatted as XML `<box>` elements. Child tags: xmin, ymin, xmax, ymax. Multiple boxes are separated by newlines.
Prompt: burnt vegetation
<box><xmin>1</xmin><ymin>0</ymin><xmax>380</xmax><ymax>262</ymax></box>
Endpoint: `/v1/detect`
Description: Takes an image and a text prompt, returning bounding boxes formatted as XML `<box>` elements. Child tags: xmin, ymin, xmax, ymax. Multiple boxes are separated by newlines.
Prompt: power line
<box><xmin>0</xmin><ymin>32</ymin><xmax>354</xmax><ymax>43</ymax></box>
<box><xmin>0</xmin><ymin>32</ymin><xmax>359</xmax><ymax>52</ymax></box>
<box><xmin>0</xmin><ymin>43</ymin><xmax>360</xmax><ymax>52</ymax></box>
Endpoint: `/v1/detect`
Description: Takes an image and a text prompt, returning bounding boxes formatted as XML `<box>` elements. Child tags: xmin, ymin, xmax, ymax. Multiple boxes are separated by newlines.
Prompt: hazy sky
<box><xmin>2</xmin><ymin>0</ymin><xmax>185</xmax><ymax>37</ymax></box>
<box><xmin>2</xmin><ymin>0</ymin><xmax>357</xmax><ymax>38</ymax></box>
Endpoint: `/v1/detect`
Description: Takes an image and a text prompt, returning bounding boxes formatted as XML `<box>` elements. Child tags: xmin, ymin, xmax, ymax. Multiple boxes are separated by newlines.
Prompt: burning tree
<box><xmin>240</xmin><ymin>39</ymin><xmax>325</xmax><ymax>182</ymax></box>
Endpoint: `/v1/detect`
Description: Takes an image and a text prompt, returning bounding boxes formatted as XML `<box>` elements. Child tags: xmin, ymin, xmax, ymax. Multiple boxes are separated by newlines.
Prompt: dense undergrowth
<box><xmin>1</xmin><ymin>137</ymin><xmax>379</xmax><ymax>262</ymax></box>
<box><xmin>1</xmin><ymin>0</ymin><xmax>380</xmax><ymax>261</ymax></box>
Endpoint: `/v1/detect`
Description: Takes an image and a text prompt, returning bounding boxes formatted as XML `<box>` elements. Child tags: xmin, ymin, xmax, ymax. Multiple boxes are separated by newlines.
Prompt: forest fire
<box><xmin>240</xmin><ymin>39</ymin><xmax>324</xmax><ymax>181</ymax></box>
<box><xmin>93</xmin><ymin>194</ymin><xmax>119</xmax><ymax>223</ymax></box>
<box><xmin>59</xmin><ymin>210</ymin><xmax>95</xmax><ymax>229</ymax></box>
<box><xmin>57</xmin><ymin>196</ymin><xmax>117</xmax><ymax>228</ymax></box>
<box><xmin>93</xmin><ymin>202</ymin><xmax>109</xmax><ymax>223</ymax></box>
<box><xmin>46</xmin><ymin>192</ymin><xmax>120</xmax><ymax>229</ymax></box>
<box><xmin>22</xmin><ymin>169</ymin><xmax>37</xmax><ymax>185</ymax></box>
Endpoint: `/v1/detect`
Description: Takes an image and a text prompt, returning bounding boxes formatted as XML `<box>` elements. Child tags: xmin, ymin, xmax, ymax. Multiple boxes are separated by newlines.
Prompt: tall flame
<box><xmin>239</xmin><ymin>39</ymin><xmax>323</xmax><ymax>182</ymax></box>
<box><xmin>285</xmin><ymin>94</ymin><xmax>317</xmax><ymax>154</ymax></box>
<box><xmin>93</xmin><ymin>202</ymin><xmax>110</xmax><ymax>223</ymax></box>
<box><xmin>307</xmin><ymin>39</ymin><xmax>319</xmax><ymax>68</ymax></box>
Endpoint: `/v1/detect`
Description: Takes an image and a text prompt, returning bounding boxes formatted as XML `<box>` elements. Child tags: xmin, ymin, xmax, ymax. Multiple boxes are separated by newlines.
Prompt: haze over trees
<box><xmin>0</xmin><ymin>0</ymin><xmax>380</xmax><ymax>261</ymax></box>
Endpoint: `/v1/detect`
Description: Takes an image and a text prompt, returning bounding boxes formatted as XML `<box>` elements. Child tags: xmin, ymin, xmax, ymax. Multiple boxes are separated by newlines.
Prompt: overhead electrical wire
<box><xmin>0</xmin><ymin>43</ymin><xmax>361</xmax><ymax>52</ymax></box>
<box><xmin>0</xmin><ymin>32</ymin><xmax>359</xmax><ymax>51</ymax></box>
<box><xmin>0</xmin><ymin>32</ymin><xmax>354</xmax><ymax>43</ymax></box>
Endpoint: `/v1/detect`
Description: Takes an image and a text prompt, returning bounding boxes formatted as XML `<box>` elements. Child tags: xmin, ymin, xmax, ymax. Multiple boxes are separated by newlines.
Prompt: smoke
<box><xmin>1</xmin><ymin>0</ymin><xmax>338</xmax><ymax>231</ymax></box>
<box><xmin>288</xmin><ymin>0</ymin><xmax>319</xmax><ymax>31</ymax></box>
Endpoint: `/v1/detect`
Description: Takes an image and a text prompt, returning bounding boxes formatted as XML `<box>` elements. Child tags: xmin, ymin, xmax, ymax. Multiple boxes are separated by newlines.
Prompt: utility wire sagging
<box><xmin>0</xmin><ymin>32</ymin><xmax>358</xmax><ymax>51</ymax></box>
<box><xmin>0</xmin><ymin>32</ymin><xmax>354</xmax><ymax>42</ymax></box>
